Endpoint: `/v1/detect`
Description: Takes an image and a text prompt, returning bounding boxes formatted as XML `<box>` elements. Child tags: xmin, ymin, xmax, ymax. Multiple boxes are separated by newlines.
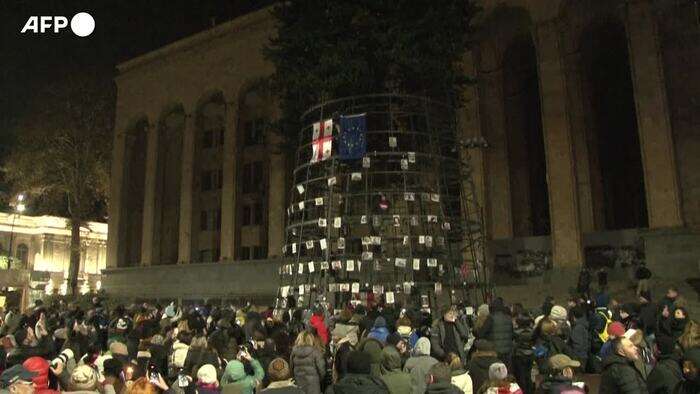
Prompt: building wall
<box><xmin>106</xmin><ymin>1</ymin><xmax>698</xmax><ymax>299</ymax></box>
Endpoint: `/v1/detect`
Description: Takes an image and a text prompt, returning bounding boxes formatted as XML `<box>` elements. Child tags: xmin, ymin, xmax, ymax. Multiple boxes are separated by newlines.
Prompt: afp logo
<box><xmin>21</xmin><ymin>12</ymin><xmax>95</xmax><ymax>37</ymax></box>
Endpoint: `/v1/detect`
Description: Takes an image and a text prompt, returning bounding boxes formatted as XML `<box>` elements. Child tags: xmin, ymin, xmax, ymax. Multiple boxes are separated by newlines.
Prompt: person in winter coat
<box><xmin>325</xmin><ymin>350</ymin><xmax>389</xmax><ymax>394</ymax></box>
<box><xmin>659</xmin><ymin>307</ymin><xmax>689</xmax><ymax>343</ymax></box>
<box><xmin>512</xmin><ymin>314</ymin><xmax>534</xmax><ymax>394</ymax></box>
<box><xmin>425</xmin><ymin>362</ymin><xmax>464</xmax><ymax>394</ymax></box>
<box><xmin>378</xmin><ymin>346</ymin><xmax>411</xmax><ymax>394</ymax></box>
<box><xmin>478</xmin><ymin>298</ymin><xmax>513</xmax><ymax>368</ymax></box>
<box><xmin>367</xmin><ymin>317</ymin><xmax>390</xmax><ymax>345</ymax></box>
<box><xmin>537</xmin><ymin>354</ymin><xmax>586</xmax><ymax>394</ymax></box>
<box><xmin>568</xmin><ymin>307</ymin><xmax>590</xmax><ymax>370</ymax></box>
<box><xmin>262</xmin><ymin>358</ymin><xmax>305</xmax><ymax>393</ymax></box>
<box><xmin>534</xmin><ymin>319</ymin><xmax>574</xmax><ymax>375</ymax></box>
<box><xmin>403</xmin><ymin>337</ymin><xmax>439</xmax><ymax>394</ymax></box>
<box><xmin>6</xmin><ymin>326</ymin><xmax>55</xmax><ymax>367</ymax></box>
<box><xmin>674</xmin><ymin>347</ymin><xmax>700</xmax><ymax>394</ymax></box>
<box><xmin>184</xmin><ymin>336</ymin><xmax>221</xmax><ymax>379</ymax></box>
<box><xmin>476</xmin><ymin>363</ymin><xmax>523</xmax><ymax>394</ymax></box>
<box><xmin>395</xmin><ymin>316</ymin><xmax>419</xmax><ymax>351</ymax></box>
<box><xmin>220</xmin><ymin>349</ymin><xmax>264</xmax><ymax>394</ymax></box>
<box><xmin>309</xmin><ymin>308</ymin><xmax>329</xmax><ymax>346</ymax></box>
<box><xmin>646</xmin><ymin>336</ymin><xmax>682</xmax><ymax>394</ymax></box>
<box><xmin>431</xmin><ymin>306</ymin><xmax>470</xmax><ymax>364</ymax></box>
<box><xmin>170</xmin><ymin>331</ymin><xmax>192</xmax><ymax>376</ymax></box>
<box><xmin>468</xmin><ymin>340</ymin><xmax>501</xmax><ymax>393</ymax></box>
<box><xmin>196</xmin><ymin>364</ymin><xmax>221</xmax><ymax>394</ymax></box>
<box><xmin>599</xmin><ymin>337</ymin><xmax>648</xmax><ymax>394</ymax></box>
<box><xmin>331</xmin><ymin>323</ymin><xmax>359</xmax><ymax>382</ymax></box>
<box><xmin>357</xmin><ymin>336</ymin><xmax>384</xmax><ymax>378</ymax></box>
<box><xmin>445</xmin><ymin>353</ymin><xmax>473</xmax><ymax>394</ymax></box>
<box><xmin>22</xmin><ymin>356</ymin><xmax>59</xmax><ymax>394</ymax></box>
<box><xmin>549</xmin><ymin>305</ymin><xmax>571</xmax><ymax>343</ymax></box>
<box><xmin>289</xmin><ymin>331</ymin><xmax>326</xmax><ymax>394</ymax></box>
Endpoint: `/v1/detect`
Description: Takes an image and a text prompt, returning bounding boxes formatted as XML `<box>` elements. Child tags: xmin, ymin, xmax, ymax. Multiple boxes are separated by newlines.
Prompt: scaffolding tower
<box><xmin>277</xmin><ymin>94</ymin><xmax>491</xmax><ymax>311</ymax></box>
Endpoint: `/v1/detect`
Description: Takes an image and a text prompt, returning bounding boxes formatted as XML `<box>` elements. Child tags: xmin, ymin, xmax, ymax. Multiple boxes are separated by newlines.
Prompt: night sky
<box><xmin>0</xmin><ymin>0</ymin><xmax>272</xmax><ymax>201</ymax></box>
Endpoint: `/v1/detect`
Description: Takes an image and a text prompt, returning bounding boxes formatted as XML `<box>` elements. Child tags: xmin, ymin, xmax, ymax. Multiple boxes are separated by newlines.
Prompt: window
<box><xmin>199</xmin><ymin>249</ymin><xmax>213</xmax><ymax>262</ymax></box>
<box><xmin>200</xmin><ymin>211</ymin><xmax>208</xmax><ymax>231</ymax></box>
<box><xmin>239</xmin><ymin>247</ymin><xmax>251</xmax><ymax>260</ymax></box>
<box><xmin>15</xmin><ymin>244</ymin><xmax>28</xmax><ymax>267</ymax></box>
<box><xmin>253</xmin><ymin>246</ymin><xmax>267</xmax><ymax>259</ymax></box>
<box><xmin>202</xmin><ymin>130</ymin><xmax>214</xmax><ymax>148</ymax></box>
<box><xmin>214</xmin><ymin>209</ymin><xmax>221</xmax><ymax>230</ymax></box>
<box><xmin>254</xmin><ymin>202</ymin><xmax>263</xmax><ymax>225</ymax></box>
<box><xmin>242</xmin><ymin>205</ymin><xmax>252</xmax><ymax>226</ymax></box>
<box><xmin>244</xmin><ymin>118</ymin><xmax>265</xmax><ymax>146</ymax></box>
<box><xmin>242</xmin><ymin>161</ymin><xmax>264</xmax><ymax>194</ymax></box>
<box><xmin>201</xmin><ymin>170</ymin><xmax>212</xmax><ymax>191</ymax></box>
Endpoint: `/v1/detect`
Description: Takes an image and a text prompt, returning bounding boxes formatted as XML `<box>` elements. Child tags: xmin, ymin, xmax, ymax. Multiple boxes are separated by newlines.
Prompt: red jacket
<box><xmin>23</xmin><ymin>356</ymin><xmax>60</xmax><ymax>394</ymax></box>
<box><xmin>309</xmin><ymin>314</ymin><xmax>329</xmax><ymax>345</ymax></box>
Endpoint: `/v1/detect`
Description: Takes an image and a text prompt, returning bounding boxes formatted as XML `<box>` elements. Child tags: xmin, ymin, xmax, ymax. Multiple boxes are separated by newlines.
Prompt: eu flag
<box><xmin>338</xmin><ymin>113</ymin><xmax>367</xmax><ymax>160</ymax></box>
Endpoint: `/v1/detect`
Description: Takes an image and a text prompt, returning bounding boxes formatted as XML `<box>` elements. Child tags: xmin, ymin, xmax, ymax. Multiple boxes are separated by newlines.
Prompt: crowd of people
<box><xmin>0</xmin><ymin>281</ymin><xmax>697</xmax><ymax>394</ymax></box>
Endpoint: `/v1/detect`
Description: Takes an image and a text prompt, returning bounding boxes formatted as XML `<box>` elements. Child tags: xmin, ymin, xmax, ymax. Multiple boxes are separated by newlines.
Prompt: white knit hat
<box><xmin>197</xmin><ymin>364</ymin><xmax>218</xmax><ymax>385</ymax></box>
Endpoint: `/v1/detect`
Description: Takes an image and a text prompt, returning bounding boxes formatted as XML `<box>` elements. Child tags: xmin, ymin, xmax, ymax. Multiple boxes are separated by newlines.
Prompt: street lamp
<box><xmin>7</xmin><ymin>194</ymin><xmax>26</xmax><ymax>269</ymax></box>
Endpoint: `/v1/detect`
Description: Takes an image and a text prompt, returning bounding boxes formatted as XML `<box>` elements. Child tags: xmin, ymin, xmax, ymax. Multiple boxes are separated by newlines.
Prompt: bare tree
<box><xmin>4</xmin><ymin>71</ymin><xmax>114</xmax><ymax>295</ymax></box>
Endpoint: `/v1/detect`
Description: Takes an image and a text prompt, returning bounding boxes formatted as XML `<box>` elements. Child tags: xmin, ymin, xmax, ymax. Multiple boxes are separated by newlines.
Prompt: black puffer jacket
<box><xmin>646</xmin><ymin>353</ymin><xmax>682</xmax><ymax>394</ymax></box>
<box><xmin>480</xmin><ymin>311</ymin><xmax>513</xmax><ymax>356</ymax></box>
<box><xmin>290</xmin><ymin>345</ymin><xmax>326</xmax><ymax>394</ymax></box>
<box><xmin>325</xmin><ymin>374</ymin><xmax>389</xmax><ymax>394</ymax></box>
<box><xmin>569</xmin><ymin>318</ymin><xmax>590</xmax><ymax>362</ymax></box>
<box><xmin>468</xmin><ymin>353</ymin><xmax>500</xmax><ymax>392</ymax></box>
<box><xmin>600</xmin><ymin>353</ymin><xmax>648</xmax><ymax>394</ymax></box>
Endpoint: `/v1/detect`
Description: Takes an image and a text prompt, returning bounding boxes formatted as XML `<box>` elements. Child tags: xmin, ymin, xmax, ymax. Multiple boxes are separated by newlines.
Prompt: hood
<box><xmin>373</xmin><ymin>316</ymin><xmax>386</xmax><ymax>328</ymax></box>
<box><xmin>293</xmin><ymin>345</ymin><xmax>316</xmax><ymax>358</ymax></box>
<box><xmin>310</xmin><ymin>314</ymin><xmax>325</xmax><ymax>326</ymax></box>
<box><xmin>414</xmin><ymin>337</ymin><xmax>431</xmax><ymax>356</ymax></box>
<box><xmin>333</xmin><ymin>323</ymin><xmax>359</xmax><ymax>342</ymax></box>
<box><xmin>225</xmin><ymin>360</ymin><xmax>246</xmax><ymax>381</ymax></box>
<box><xmin>602</xmin><ymin>353</ymin><xmax>633</xmax><ymax>370</ymax></box>
<box><xmin>23</xmin><ymin>356</ymin><xmax>50</xmax><ymax>390</ymax></box>
<box><xmin>380</xmin><ymin>346</ymin><xmax>402</xmax><ymax>372</ymax></box>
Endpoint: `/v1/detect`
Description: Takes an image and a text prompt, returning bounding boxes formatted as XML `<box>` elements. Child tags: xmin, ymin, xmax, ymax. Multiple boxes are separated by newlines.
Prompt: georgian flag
<box><xmin>311</xmin><ymin>119</ymin><xmax>333</xmax><ymax>163</ymax></box>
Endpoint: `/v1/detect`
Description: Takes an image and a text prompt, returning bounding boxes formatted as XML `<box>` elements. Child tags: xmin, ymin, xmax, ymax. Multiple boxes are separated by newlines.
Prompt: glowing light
<box><xmin>80</xmin><ymin>282</ymin><xmax>90</xmax><ymax>295</ymax></box>
<box><xmin>17</xmin><ymin>194</ymin><xmax>24</xmax><ymax>202</ymax></box>
<box><xmin>45</xmin><ymin>281</ymin><xmax>53</xmax><ymax>295</ymax></box>
<box><xmin>95</xmin><ymin>280</ymin><xmax>101</xmax><ymax>290</ymax></box>
<box><xmin>16</xmin><ymin>203</ymin><xmax>25</xmax><ymax>213</ymax></box>
<box><xmin>59</xmin><ymin>281</ymin><xmax>67</xmax><ymax>296</ymax></box>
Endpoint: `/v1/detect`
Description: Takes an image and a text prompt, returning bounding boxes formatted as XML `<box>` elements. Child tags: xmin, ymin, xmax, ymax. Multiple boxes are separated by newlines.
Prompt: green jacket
<box><xmin>379</xmin><ymin>347</ymin><xmax>411</xmax><ymax>394</ymax></box>
<box><xmin>221</xmin><ymin>358</ymin><xmax>264</xmax><ymax>394</ymax></box>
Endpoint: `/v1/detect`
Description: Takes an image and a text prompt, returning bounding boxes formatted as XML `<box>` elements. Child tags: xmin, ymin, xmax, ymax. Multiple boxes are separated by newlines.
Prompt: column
<box><xmin>220</xmin><ymin>102</ymin><xmax>239</xmax><ymax>260</ymax></box>
<box><xmin>478</xmin><ymin>69</ymin><xmax>513</xmax><ymax>239</ymax></box>
<box><xmin>267</xmin><ymin>131</ymin><xmax>286</xmax><ymax>258</ymax></box>
<box><xmin>535</xmin><ymin>20</ymin><xmax>584</xmax><ymax>266</ymax></box>
<box><xmin>178</xmin><ymin>114</ymin><xmax>196</xmax><ymax>263</ymax></box>
<box><xmin>460</xmin><ymin>51</ymin><xmax>487</xmax><ymax>207</ymax></box>
<box><xmin>106</xmin><ymin>125</ymin><xmax>127</xmax><ymax>269</ymax></box>
<box><xmin>564</xmin><ymin>51</ymin><xmax>597</xmax><ymax>233</ymax></box>
<box><xmin>140</xmin><ymin>123</ymin><xmax>158</xmax><ymax>266</ymax></box>
<box><xmin>625</xmin><ymin>0</ymin><xmax>683</xmax><ymax>228</ymax></box>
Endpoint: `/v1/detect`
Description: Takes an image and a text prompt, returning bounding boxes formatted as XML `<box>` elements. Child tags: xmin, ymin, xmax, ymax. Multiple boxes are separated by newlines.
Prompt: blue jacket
<box><xmin>368</xmin><ymin>327</ymin><xmax>390</xmax><ymax>344</ymax></box>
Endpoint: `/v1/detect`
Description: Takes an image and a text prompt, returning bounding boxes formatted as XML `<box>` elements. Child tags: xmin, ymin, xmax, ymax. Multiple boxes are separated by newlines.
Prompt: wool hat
<box><xmin>374</xmin><ymin>316</ymin><xmax>387</xmax><ymax>328</ymax></box>
<box><xmin>607</xmin><ymin>322</ymin><xmax>626</xmax><ymax>338</ymax></box>
<box><xmin>548</xmin><ymin>354</ymin><xmax>581</xmax><ymax>371</ymax></box>
<box><xmin>549</xmin><ymin>305</ymin><xmax>568</xmax><ymax>321</ymax></box>
<box><xmin>109</xmin><ymin>341</ymin><xmax>128</xmax><ymax>356</ymax></box>
<box><xmin>488</xmin><ymin>362</ymin><xmax>508</xmax><ymax>380</ymax></box>
<box><xmin>197</xmin><ymin>364</ymin><xmax>218</xmax><ymax>385</ymax></box>
<box><xmin>656</xmin><ymin>335</ymin><xmax>676</xmax><ymax>356</ymax></box>
<box><xmin>474</xmin><ymin>339</ymin><xmax>495</xmax><ymax>352</ymax></box>
<box><xmin>70</xmin><ymin>365</ymin><xmax>99</xmax><ymax>391</ymax></box>
<box><xmin>267</xmin><ymin>358</ymin><xmax>291</xmax><ymax>382</ymax></box>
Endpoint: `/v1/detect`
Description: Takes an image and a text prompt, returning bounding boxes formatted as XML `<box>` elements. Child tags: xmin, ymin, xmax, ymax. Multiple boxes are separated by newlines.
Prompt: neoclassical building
<box><xmin>0</xmin><ymin>212</ymin><xmax>107</xmax><ymax>301</ymax></box>
<box><xmin>104</xmin><ymin>0</ymin><xmax>700</xmax><ymax>302</ymax></box>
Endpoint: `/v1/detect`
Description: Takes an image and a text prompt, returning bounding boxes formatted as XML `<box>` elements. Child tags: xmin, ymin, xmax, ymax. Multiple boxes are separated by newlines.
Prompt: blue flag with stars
<box><xmin>338</xmin><ymin>113</ymin><xmax>367</xmax><ymax>160</ymax></box>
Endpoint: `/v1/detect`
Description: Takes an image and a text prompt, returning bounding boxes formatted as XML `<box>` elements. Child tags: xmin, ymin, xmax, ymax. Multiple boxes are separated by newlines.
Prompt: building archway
<box><xmin>154</xmin><ymin>106</ymin><xmax>185</xmax><ymax>264</ymax></box>
<box><xmin>121</xmin><ymin>118</ymin><xmax>148</xmax><ymax>267</ymax></box>
<box><xmin>580</xmin><ymin>20</ymin><xmax>648</xmax><ymax>230</ymax></box>
<box><xmin>503</xmin><ymin>35</ymin><xmax>550</xmax><ymax>237</ymax></box>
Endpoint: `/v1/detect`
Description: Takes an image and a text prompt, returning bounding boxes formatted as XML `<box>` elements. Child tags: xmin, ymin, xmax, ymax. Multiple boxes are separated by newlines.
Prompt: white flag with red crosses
<box><xmin>311</xmin><ymin>119</ymin><xmax>333</xmax><ymax>163</ymax></box>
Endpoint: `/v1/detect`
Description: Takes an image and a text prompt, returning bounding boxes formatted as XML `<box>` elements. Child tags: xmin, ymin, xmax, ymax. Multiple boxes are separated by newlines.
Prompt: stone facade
<box><xmin>105</xmin><ymin>1</ymin><xmax>700</xmax><ymax>301</ymax></box>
